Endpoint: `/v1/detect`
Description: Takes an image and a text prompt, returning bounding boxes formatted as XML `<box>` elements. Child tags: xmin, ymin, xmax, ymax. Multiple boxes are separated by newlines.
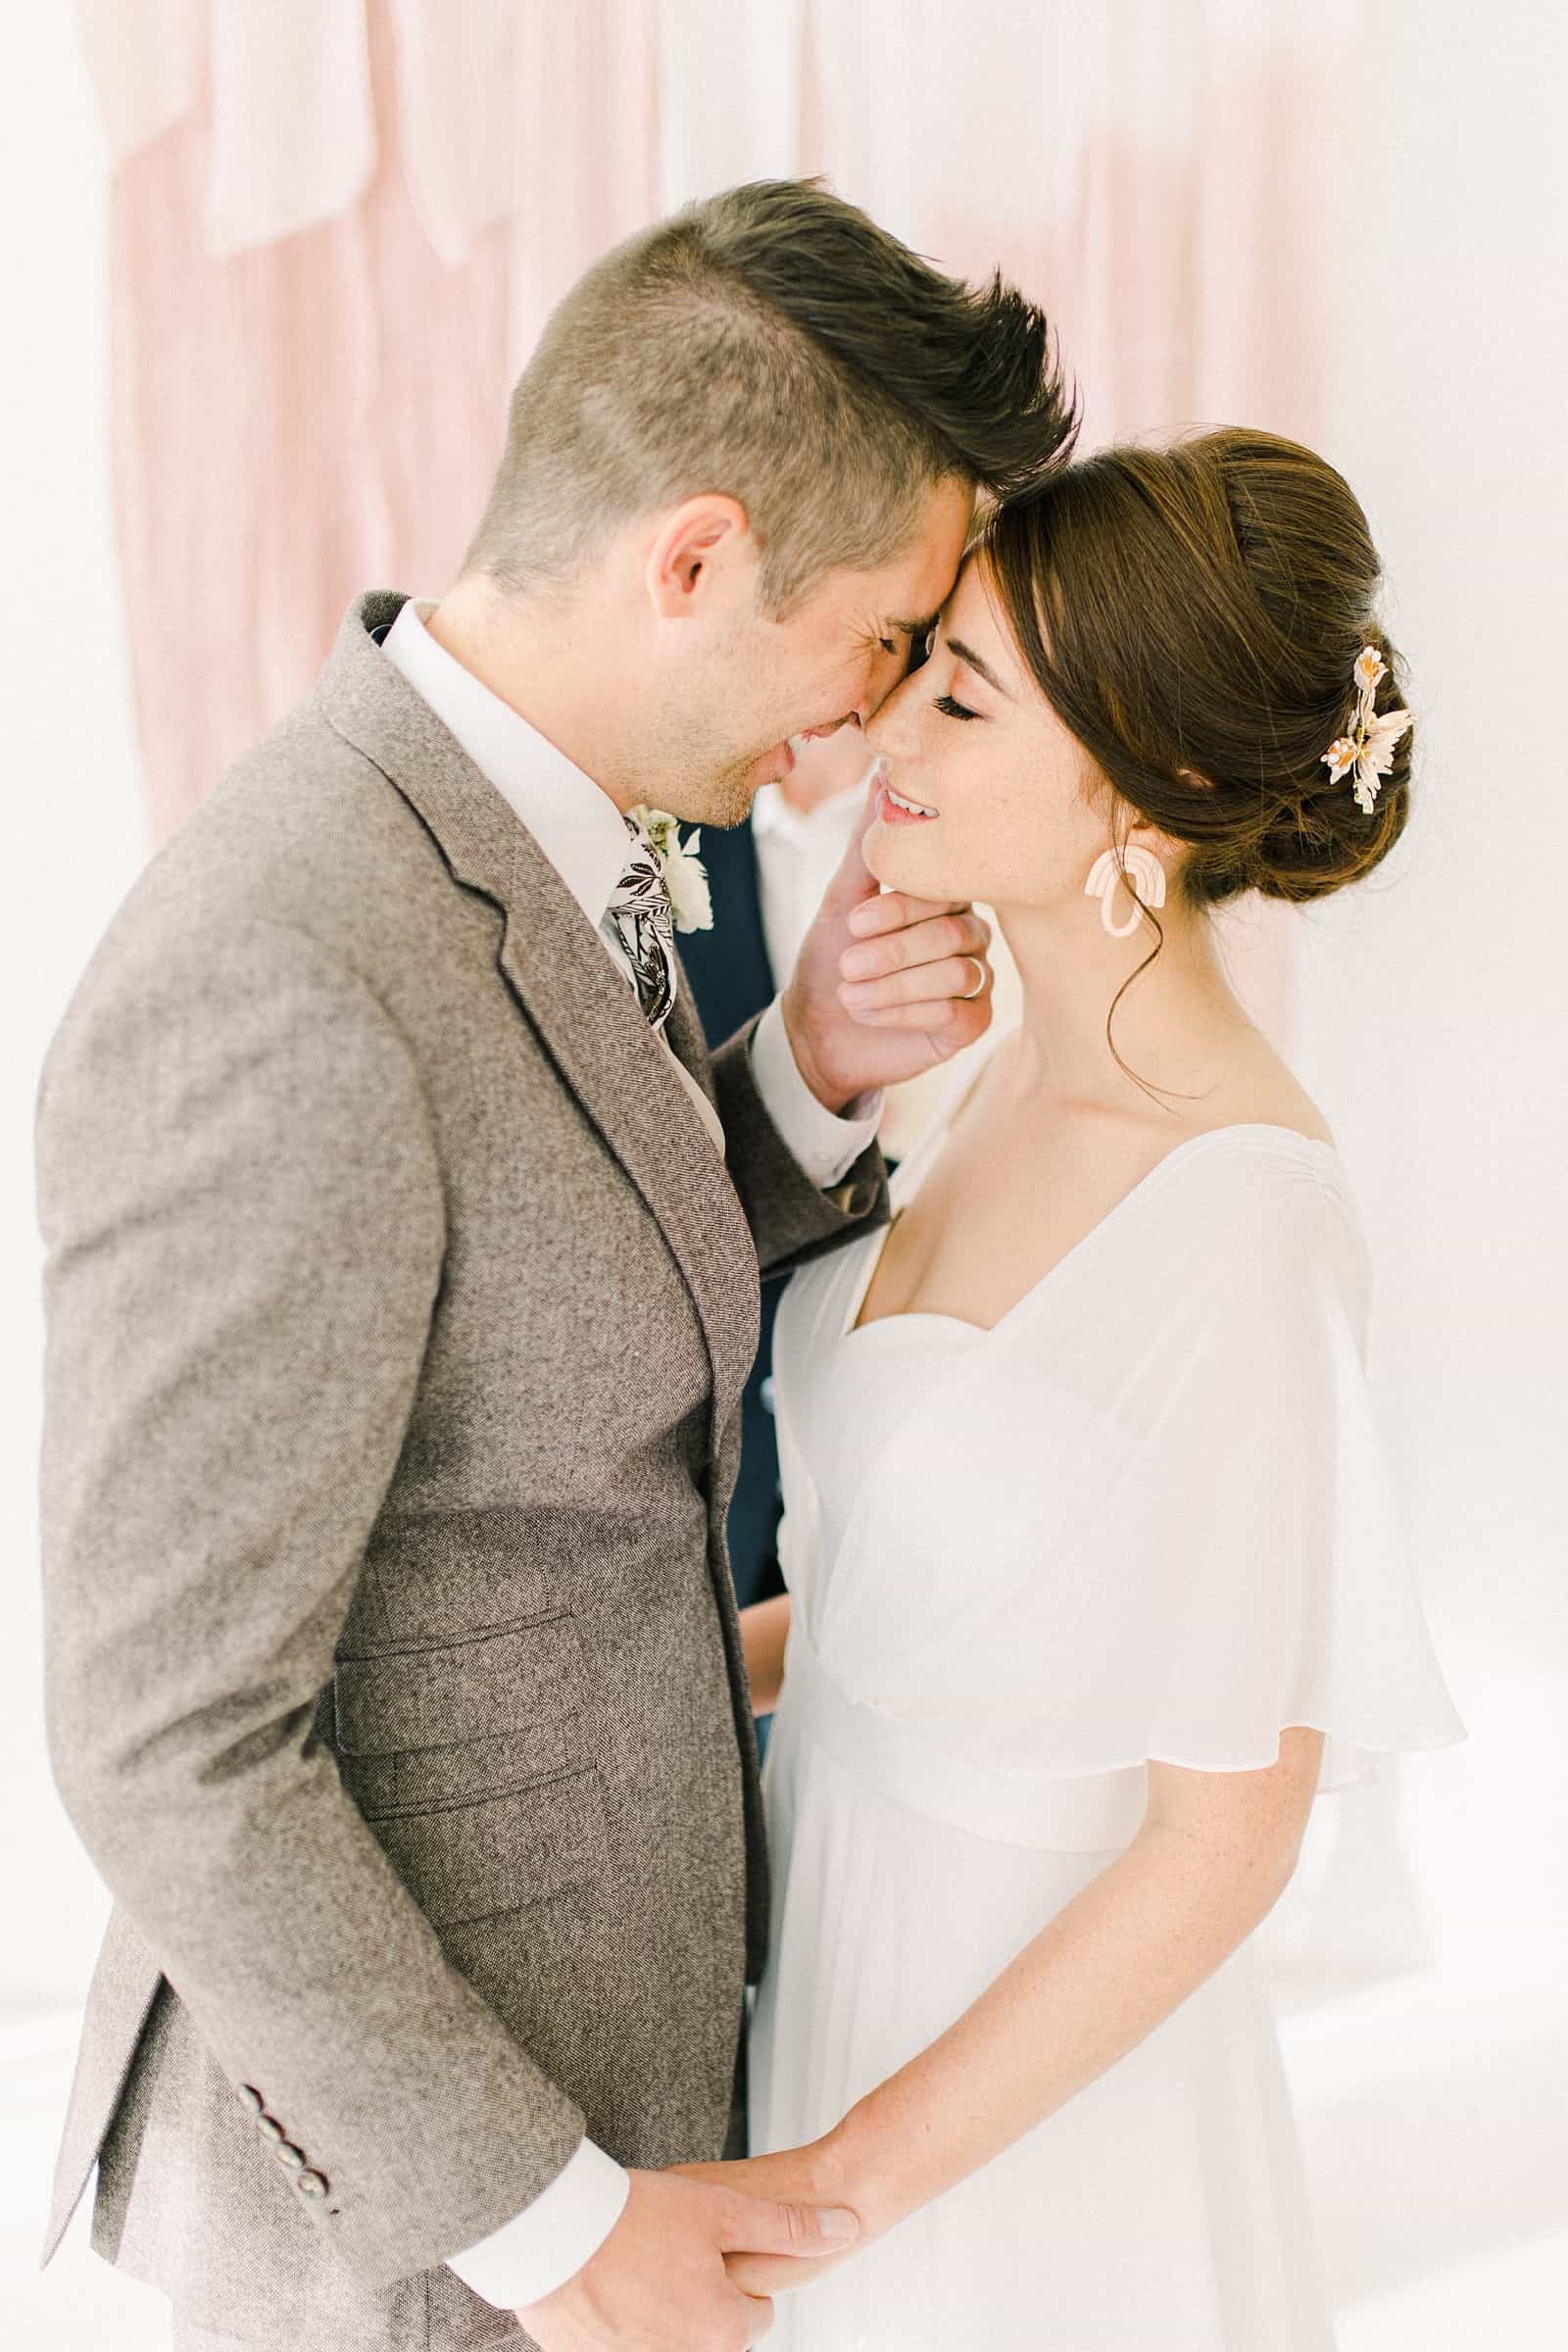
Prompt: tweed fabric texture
<box><xmin>37</xmin><ymin>591</ymin><xmax>888</xmax><ymax>2349</ymax></box>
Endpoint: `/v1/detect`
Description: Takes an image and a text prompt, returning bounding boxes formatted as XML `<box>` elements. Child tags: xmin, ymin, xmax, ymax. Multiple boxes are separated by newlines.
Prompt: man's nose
<box><xmin>862</xmin><ymin>667</ymin><xmax>918</xmax><ymax>756</ymax></box>
<box><xmin>857</xmin><ymin>647</ymin><xmax>905</xmax><ymax>729</ymax></box>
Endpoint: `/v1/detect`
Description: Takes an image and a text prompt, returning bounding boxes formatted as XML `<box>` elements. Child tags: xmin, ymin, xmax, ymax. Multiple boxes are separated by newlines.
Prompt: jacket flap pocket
<box><xmin>343</xmin><ymin>1720</ymin><xmax>583</xmax><ymax>1818</ymax></box>
<box><xmin>334</xmin><ymin>1615</ymin><xmax>584</xmax><ymax>1757</ymax></box>
<box><xmin>368</xmin><ymin>1767</ymin><xmax>610</xmax><ymax>1931</ymax></box>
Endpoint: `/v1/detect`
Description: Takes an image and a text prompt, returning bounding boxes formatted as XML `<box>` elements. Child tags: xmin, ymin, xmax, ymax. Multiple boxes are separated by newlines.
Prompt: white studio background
<box><xmin>1274</xmin><ymin>7</ymin><xmax>1568</xmax><ymax>2335</ymax></box>
<box><xmin>0</xmin><ymin>13</ymin><xmax>164</xmax><ymax>2339</ymax></box>
<box><xmin>2</xmin><ymin>6</ymin><xmax>1565</xmax><ymax>2348</ymax></box>
<box><xmin>0</xmin><ymin>16</ymin><xmax>146</xmax><ymax>2005</ymax></box>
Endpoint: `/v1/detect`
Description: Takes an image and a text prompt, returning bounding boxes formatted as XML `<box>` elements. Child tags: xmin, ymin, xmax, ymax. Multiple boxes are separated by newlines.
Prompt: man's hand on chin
<box><xmin>513</xmin><ymin>2165</ymin><xmax>859</xmax><ymax>2349</ymax></box>
<box><xmin>781</xmin><ymin>779</ymin><xmax>994</xmax><ymax>1114</ymax></box>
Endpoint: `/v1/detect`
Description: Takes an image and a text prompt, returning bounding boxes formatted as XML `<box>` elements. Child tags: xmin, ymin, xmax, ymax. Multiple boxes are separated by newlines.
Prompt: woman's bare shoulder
<box><xmin>1181</xmin><ymin>1034</ymin><xmax>1336</xmax><ymax>1150</ymax></box>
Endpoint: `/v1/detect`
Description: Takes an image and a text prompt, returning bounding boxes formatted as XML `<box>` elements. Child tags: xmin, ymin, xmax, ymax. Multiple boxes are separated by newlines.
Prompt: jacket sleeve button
<box><xmin>238</xmin><ymin>2086</ymin><xmax>265</xmax><ymax>2115</ymax></box>
<box><xmin>256</xmin><ymin>2115</ymin><xmax>285</xmax><ymax>2143</ymax></box>
<box><xmin>273</xmin><ymin>2143</ymin><xmax>307</xmax><ymax>2171</ymax></box>
<box><xmin>296</xmin><ymin>2172</ymin><xmax>329</xmax><ymax>2199</ymax></box>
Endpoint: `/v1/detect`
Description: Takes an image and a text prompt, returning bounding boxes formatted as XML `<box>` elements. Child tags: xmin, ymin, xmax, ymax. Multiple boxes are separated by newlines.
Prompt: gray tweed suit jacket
<box><xmin>36</xmin><ymin>590</ymin><xmax>888</xmax><ymax>2350</ymax></box>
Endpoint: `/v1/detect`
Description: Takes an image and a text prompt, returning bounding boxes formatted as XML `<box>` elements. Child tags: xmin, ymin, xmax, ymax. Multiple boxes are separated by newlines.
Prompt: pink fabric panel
<box><xmin>76</xmin><ymin>0</ymin><xmax>202</xmax><ymax>166</ymax></box>
<box><xmin>508</xmin><ymin>0</ymin><xmax>662</xmax><ymax>358</ymax></box>
<box><xmin>796</xmin><ymin>0</ymin><xmax>1340</xmax><ymax>449</ymax></box>
<box><xmin>655</xmin><ymin>0</ymin><xmax>806</xmax><ymax>209</ymax></box>
<box><xmin>108</xmin><ymin>0</ymin><xmax>511</xmax><ymax>844</ymax></box>
<box><xmin>386</xmin><ymin>0</ymin><xmax>517</xmax><ymax>267</ymax></box>
<box><xmin>205</xmin><ymin>0</ymin><xmax>376</xmax><ymax>257</ymax></box>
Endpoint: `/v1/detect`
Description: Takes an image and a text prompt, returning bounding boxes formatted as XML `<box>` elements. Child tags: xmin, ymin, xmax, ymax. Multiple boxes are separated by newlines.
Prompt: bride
<box><xmin>676</xmin><ymin>428</ymin><xmax>1464</xmax><ymax>2347</ymax></box>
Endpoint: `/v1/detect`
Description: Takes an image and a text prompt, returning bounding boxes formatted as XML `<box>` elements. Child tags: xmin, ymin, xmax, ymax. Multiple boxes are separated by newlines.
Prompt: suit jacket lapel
<box><xmin>315</xmin><ymin>594</ymin><xmax>760</xmax><ymax>1447</ymax></box>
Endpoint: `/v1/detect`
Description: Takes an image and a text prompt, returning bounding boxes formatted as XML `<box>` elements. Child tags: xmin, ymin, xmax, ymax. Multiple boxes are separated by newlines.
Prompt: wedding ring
<box><xmin>958</xmin><ymin>955</ymin><xmax>987</xmax><ymax>1002</ymax></box>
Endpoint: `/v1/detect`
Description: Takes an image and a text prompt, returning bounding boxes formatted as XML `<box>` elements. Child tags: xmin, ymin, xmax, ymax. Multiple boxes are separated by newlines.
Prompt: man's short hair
<box><xmin>464</xmin><ymin>178</ymin><xmax>1077</xmax><ymax>612</ymax></box>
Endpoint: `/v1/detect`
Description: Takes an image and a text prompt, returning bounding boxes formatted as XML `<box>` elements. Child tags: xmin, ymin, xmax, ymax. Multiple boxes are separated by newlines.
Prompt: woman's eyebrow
<box><xmin>946</xmin><ymin>635</ymin><xmax>1013</xmax><ymax>700</ymax></box>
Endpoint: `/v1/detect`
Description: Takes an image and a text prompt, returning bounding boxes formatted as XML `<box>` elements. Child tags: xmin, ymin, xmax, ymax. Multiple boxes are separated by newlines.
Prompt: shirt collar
<box><xmin>380</xmin><ymin>599</ymin><xmax>631</xmax><ymax>929</ymax></box>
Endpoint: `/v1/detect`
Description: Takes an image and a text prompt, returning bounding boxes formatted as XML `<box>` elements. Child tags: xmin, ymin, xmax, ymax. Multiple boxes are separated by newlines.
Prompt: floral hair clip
<box><xmin>1321</xmin><ymin>645</ymin><xmax>1412</xmax><ymax>816</ymax></box>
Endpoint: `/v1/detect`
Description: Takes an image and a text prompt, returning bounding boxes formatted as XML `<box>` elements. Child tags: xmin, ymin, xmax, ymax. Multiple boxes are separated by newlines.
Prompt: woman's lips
<box><xmin>870</xmin><ymin>767</ymin><xmax>939</xmax><ymax>824</ymax></box>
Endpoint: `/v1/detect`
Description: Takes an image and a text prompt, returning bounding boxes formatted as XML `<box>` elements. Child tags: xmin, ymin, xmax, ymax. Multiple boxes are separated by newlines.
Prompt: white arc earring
<box><xmin>1084</xmin><ymin>846</ymin><xmax>1166</xmax><ymax>939</ymax></box>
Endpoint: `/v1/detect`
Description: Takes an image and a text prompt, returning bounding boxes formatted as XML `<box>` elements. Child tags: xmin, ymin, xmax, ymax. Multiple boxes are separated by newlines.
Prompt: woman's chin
<box><xmin>862</xmin><ymin>815</ymin><xmax>950</xmax><ymax>897</ymax></box>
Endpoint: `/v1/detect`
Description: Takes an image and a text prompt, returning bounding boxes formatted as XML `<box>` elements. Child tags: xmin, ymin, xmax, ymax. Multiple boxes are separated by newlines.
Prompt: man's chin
<box><xmin>639</xmin><ymin>772</ymin><xmax>755</xmax><ymax>831</ymax></box>
<box><xmin>656</xmin><ymin>744</ymin><xmax>804</xmax><ymax>831</ymax></box>
<box><xmin>706</xmin><ymin>758</ymin><xmax>787</xmax><ymax>829</ymax></box>
<box><xmin>743</xmin><ymin>740</ymin><xmax>797</xmax><ymax>795</ymax></box>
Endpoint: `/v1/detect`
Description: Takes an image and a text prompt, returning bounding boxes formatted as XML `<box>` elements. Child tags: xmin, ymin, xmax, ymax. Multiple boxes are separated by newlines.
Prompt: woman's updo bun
<box><xmin>977</xmin><ymin>429</ymin><xmax>1411</xmax><ymax>906</ymax></box>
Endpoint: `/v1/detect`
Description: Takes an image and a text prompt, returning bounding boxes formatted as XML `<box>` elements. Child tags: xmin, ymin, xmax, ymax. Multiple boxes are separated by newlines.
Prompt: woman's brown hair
<box><xmin>977</xmin><ymin>428</ymin><xmax>1411</xmax><ymax>909</ymax></box>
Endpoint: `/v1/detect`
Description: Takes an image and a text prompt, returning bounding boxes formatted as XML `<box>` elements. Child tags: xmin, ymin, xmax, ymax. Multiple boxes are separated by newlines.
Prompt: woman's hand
<box><xmin>668</xmin><ymin>2134</ymin><xmax>875</xmax><ymax>2298</ymax></box>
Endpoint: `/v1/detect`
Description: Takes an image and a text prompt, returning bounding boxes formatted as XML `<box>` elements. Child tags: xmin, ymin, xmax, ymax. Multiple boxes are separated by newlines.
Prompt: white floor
<box><xmin>5</xmin><ymin>1662</ymin><xmax>1565</xmax><ymax>2350</ymax></box>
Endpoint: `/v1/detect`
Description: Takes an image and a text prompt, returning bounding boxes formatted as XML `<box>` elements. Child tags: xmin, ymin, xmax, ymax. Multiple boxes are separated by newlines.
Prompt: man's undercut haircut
<box><xmin>464</xmin><ymin>178</ymin><xmax>1078</xmax><ymax>613</ymax></box>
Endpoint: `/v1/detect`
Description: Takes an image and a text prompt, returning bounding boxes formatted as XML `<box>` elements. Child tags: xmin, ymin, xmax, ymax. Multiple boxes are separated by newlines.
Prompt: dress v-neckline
<box><xmin>843</xmin><ymin>1037</ymin><xmax>1347</xmax><ymax>1347</ymax></box>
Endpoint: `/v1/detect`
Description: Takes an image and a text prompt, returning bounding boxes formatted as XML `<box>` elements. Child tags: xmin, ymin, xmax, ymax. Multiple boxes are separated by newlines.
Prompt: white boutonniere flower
<box><xmin>629</xmin><ymin>806</ymin><xmax>714</xmax><ymax>933</ymax></box>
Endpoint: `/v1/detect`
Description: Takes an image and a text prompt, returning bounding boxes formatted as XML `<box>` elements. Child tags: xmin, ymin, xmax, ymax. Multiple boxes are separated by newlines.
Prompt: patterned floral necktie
<box><xmin>603</xmin><ymin>813</ymin><xmax>678</xmax><ymax>1034</ymax></box>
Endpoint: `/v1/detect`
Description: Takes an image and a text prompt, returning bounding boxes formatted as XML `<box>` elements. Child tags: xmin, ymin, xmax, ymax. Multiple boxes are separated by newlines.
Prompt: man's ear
<box><xmin>644</xmin><ymin>494</ymin><xmax>753</xmax><ymax>619</ymax></box>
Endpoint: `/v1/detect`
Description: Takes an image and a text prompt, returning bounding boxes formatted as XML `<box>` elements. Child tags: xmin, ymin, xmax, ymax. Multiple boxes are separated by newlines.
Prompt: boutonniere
<box><xmin>629</xmin><ymin>806</ymin><xmax>714</xmax><ymax>933</ymax></box>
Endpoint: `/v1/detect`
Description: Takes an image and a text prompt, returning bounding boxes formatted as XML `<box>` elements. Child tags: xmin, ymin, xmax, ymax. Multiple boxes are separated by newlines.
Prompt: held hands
<box><xmin>513</xmin><ymin>2163</ymin><xmax>859</xmax><ymax>2351</ymax></box>
<box><xmin>668</xmin><ymin>2136</ymin><xmax>875</xmax><ymax>2302</ymax></box>
<box><xmin>781</xmin><ymin>777</ymin><xmax>994</xmax><ymax>1114</ymax></box>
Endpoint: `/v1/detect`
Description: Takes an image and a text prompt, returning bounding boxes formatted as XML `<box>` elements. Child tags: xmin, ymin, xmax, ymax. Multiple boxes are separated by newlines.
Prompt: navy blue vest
<box><xmin>678</xmin><ymin>820</ymin><xmax>787</xmax><ymax>1612</ymax></box>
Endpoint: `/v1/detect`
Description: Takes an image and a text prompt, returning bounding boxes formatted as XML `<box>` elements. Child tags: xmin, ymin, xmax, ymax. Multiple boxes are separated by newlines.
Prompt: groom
<box><xmin>37</xmin><ymin>180</ymin><xmax>1072</xmax><ymax>2352</ymax></box>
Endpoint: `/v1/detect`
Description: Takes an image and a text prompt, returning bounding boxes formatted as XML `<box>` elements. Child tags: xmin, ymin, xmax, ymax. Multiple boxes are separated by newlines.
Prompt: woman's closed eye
<box><xmin>934</xmin><ymin>691</ymin><xmax>979</xmax><ymax>721</ymax></box>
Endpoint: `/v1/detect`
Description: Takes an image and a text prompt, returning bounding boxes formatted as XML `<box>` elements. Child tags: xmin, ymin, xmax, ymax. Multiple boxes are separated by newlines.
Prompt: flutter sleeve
<box><xmin>1060</xmin><ymin>1150</ymin><xmax>1466</xmax><ymax>1793</ymax></box>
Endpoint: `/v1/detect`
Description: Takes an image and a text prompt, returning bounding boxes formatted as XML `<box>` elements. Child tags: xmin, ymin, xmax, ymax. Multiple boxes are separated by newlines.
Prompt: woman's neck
<box><xmin>993</xmin><ymin>893</ymin><xmax>1254</xmax><ymax>1121</ymax></box>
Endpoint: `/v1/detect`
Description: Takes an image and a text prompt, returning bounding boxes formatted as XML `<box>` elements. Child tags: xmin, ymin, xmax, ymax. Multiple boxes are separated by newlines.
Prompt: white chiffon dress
<box><xmin>749</xmin><ymin>1036</ymin><xmax>1465</xmax><ymax>2350</ymax></box>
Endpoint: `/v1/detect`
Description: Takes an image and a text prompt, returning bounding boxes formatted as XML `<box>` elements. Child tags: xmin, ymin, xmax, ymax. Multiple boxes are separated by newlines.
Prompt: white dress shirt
<box><xmin>378</xmin><ymin>599</ymin><xmax>877</xmax><ymax>2312</ymax></box>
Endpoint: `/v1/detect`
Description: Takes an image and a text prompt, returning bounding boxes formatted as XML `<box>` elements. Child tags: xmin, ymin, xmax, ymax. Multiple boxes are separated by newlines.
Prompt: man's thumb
<box><xmin>724</xmin><ymin>2193</ymin><xmax>861</xmax><ymax>2256</ymax></box>
<box><xmin>820</xmin><ymin>771</ymin><xmax>884</xmax><ymax>918</ymax></box>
